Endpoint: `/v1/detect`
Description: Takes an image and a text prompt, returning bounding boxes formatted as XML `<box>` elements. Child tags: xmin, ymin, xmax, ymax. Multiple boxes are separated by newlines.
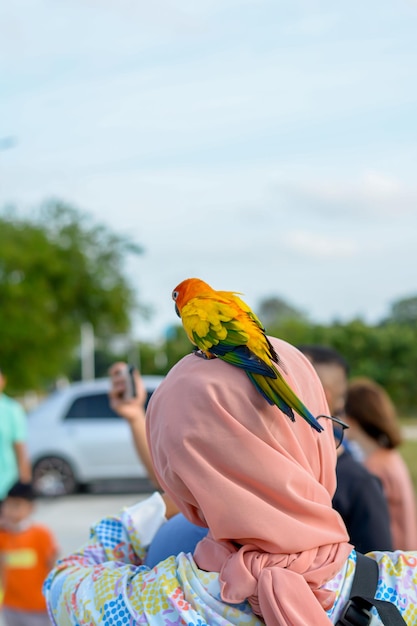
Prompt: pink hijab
<box><xmin>147</xmin><ymin>338</ymin><xmax>352</xmax><ymax>626</ymax></box>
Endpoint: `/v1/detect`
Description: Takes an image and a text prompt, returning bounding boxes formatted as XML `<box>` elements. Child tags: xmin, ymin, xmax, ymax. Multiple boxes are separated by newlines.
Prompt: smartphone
<box><xmin>122</xmin><ymin>364</ymin><xmax>137</xmax><ymax>400</ymax></box>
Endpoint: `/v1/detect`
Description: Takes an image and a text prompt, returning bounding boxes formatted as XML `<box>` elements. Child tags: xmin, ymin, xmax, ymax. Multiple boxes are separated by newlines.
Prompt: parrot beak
<box><xmin>175</xmin><ymin>304</ymin><xmax>180</xmax><ymax>318</ymax></box>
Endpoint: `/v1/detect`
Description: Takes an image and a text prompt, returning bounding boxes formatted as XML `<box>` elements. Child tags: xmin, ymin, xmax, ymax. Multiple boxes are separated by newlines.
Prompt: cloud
<box><xmin>276</xmin><ymin>172</ymin><xmax>417</xmax><ymax>219</ymax></box>
<box><xmin>286</xmin><ymin>231</ymin><xmax>357</xmax><ymax>259</ymax></box>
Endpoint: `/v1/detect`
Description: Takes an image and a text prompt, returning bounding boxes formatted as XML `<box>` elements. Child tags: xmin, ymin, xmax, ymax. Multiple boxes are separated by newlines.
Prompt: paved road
<box><xmin>34</xmin><ymin>491</ymin><xmax>148</xmax><ymax>556</ymax></box>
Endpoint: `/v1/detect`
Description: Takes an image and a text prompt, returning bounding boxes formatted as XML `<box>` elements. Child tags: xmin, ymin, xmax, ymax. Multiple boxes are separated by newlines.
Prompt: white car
<box><xmin>27</xmin><ymin>376</ymin><xmax>163</xmax><ymax>496</ymax></box>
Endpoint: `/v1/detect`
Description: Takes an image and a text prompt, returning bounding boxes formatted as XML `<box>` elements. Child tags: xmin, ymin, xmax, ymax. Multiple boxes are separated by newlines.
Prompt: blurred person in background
<box><xmin>108</xmin><ymin>362</ymin><xmax>160</xmax><ymax>488</ymax></box>
<box><xmin>108</xmin><ymin>363</ymin><xmax>206</xmax><ymax>565</ymax></box>
<box><xmin>0</xmin><ymin>481</ymin><xmax>58</xmax><ymax>626</ymax></box>
<box><xmin>0</xmin><ymin>369</ymin><xmax>31</xmax><ymax>510</ymax></box>
<box><xmin>345</xmin><ymin>377</ymin><xmax>417</xmax><ymax>550</ymax></box>
<box><xmin>108</xmin><ymin>363</ymin><xmax>179</xmax><ymax>524</ymax></box>
<box><xmin>298</xmin><ymin>345</ymin><xmax>393</xmax><ymax>553</ymax></box>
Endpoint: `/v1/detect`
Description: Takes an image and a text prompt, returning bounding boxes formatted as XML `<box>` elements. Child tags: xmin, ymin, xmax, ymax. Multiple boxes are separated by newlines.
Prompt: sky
<box><xmin>2</xmin><ymin>0</ymin><xmax>417</xmax><ymax>341</ymax></box>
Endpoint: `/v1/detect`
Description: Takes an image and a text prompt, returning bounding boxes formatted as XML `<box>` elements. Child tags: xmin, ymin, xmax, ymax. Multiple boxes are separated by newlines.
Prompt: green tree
<box><xmin>326</xmin><ymin>320</ymin><xmax>417</xmax><ymax>414</ymax></box>
<box><xmin>385</xmin><ymin>295</ymin><xmax>417</xmax><ymax>325</ymax></box>
<box><xmin>0</xmin><ymin>201</ymin><xmax>143</xmax><ymax>391</ymax></box>
<box><xmin>258</xmin><ymin>296</ymin><xmax>307</xmax><ymax>328</ymax></box>
<box><xmin>264</xmin><ymin>315</ymin><xmax>417</xmax><ymax>415</ymax></box>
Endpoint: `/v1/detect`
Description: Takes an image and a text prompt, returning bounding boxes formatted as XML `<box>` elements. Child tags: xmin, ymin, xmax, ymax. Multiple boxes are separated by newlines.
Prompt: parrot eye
<box><xmin>172</xmin><ymin>290</ymin><xmax>179</xmax><ymax>301</ymax></box>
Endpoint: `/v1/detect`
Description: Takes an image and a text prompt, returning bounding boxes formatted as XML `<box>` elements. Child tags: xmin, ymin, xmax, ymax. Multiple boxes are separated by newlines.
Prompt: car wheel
<box><xmin>32</xmin><ymin>456</ymin><xmax>78</xmax><ymax>496</ymax></box>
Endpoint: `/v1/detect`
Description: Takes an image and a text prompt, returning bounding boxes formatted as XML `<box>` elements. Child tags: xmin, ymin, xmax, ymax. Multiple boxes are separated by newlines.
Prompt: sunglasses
<box><xmin>316</xmin><ymin>414</ymin><xmax>349</xmax><ymax>449</ymax></box>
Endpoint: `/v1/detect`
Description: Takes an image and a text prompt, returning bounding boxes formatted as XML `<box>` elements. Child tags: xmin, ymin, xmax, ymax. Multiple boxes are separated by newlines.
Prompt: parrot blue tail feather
<box><xmin>247</xmin><ymin>372</ymin><xmax>296</xmax><ymax>421</ymax></box>
<box><xmin>248</xmin><ymin>372</ymin><xmax>323</xmax><ymax>433</ymax></box>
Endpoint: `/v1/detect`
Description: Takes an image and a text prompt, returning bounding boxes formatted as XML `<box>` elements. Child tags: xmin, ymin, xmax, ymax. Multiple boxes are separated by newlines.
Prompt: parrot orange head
<box><xmin>172</xmin><ymin>278</ymin><xmax>213</xmax><ymax>317</ymax></box>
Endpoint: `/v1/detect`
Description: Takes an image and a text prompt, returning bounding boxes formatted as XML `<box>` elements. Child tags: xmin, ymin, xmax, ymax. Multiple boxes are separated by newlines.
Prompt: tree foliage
<box><xmin>258</xmin><ymin>296</ymin><xmax>306</xmax><ymax>328</ymax></box>
<box><xmin>385</xmin><ymin>295</ymin><xmax>417</xmax><ymax>326</ymax></box>
<box><xmin>0</xmin><ymin>201</ymin><xmax>143</xmax><ymax>391</ymax></box>
<box><xmin>267</xmin><ymin>315</ymin><xmax>417</xmax><ymax>415</ymax></box>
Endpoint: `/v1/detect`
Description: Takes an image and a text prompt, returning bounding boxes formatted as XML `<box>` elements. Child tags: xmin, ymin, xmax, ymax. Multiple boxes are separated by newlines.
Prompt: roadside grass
<box><xmin>400</xmin><ymin>438</ymin><xmax>417</xmax><ymax>498</ymax></box>
<box><xmin>399</xmin><ymin>416</ymin><xmax>417</xmax><ymax>497</ymax></box>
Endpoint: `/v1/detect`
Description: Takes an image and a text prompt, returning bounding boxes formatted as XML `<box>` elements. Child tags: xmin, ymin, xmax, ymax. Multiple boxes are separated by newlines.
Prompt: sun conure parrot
<box><xmin>172</xmin><ymin>277</ymin><xmax>323</xmax><ymax>433</ymax></box>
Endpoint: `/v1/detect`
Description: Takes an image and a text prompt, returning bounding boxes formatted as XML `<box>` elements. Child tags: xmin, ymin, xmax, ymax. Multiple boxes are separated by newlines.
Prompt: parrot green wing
<box><xmin>182</xmin><ymin>297</ymin><xmax>276</xmax><ymax>377</ymax></box>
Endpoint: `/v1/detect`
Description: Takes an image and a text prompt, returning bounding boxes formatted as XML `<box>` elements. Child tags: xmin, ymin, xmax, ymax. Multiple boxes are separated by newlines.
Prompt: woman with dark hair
<box><xmin>345</xmin><ymin>377</ymin><xmax>417</xmax><ymax>550</ymax></box>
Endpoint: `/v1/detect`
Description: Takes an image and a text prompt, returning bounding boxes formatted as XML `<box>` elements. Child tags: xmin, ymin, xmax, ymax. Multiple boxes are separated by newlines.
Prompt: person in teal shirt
<box><xmin>0</xmin><ymin>368</ymin><xmax>31</xmax><ymax>504</ymax></box>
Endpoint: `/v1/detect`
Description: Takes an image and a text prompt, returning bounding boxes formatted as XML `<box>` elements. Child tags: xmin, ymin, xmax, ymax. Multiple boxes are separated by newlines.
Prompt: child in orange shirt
<box><xmin>0</xmin><ymin>481</ymin><xmax>59</xmax><ymax>626</ymax></box>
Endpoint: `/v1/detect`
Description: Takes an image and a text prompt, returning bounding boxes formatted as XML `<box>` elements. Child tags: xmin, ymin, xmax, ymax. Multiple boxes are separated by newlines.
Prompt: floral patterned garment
<box><xmin>44</xmin><ymin>493</ymin><xmax>417</xmax><ymax>625</ymax></box>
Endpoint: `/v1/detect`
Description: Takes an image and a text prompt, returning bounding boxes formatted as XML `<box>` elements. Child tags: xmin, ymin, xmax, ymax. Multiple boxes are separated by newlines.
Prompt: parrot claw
<box><xmin>194</xmin><ymin>349</ymin><xmax>216</xmax><ymax>360</ymax></box>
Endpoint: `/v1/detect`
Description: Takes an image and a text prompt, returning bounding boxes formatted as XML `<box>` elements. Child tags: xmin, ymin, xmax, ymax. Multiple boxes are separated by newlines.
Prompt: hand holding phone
<box><xmin>123</xmin><ymin>364</ymin><xmax>137</xmax><ymax>400</ymax></box>
<box><xmin>107</xmin><ymin>361</ymin><xmax>160</xmax><ymax>487</ymax></box>
<box><xmin>109</xmin><ymin>363</ymin><xmax>137</xmax><ymax>401</ymax></box>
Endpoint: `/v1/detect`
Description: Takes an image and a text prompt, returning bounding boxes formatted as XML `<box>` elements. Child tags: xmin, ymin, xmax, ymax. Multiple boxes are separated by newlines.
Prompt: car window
<box><xmin>64</xmin><ymin>390</ymin><xmax>156</xmax><ymax>420</ymax></box>
<box><xmin>65</xmin><ymin>393</ymin><xmax>119</xmax><ymax>420</ymax></box>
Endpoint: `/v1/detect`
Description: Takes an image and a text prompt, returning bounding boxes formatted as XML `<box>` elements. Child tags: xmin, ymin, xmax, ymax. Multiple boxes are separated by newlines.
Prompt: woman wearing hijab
<box><xmin>44</xmin><ymin>338</ymin><xmax>417</xmax><ymax>625</ymax></box>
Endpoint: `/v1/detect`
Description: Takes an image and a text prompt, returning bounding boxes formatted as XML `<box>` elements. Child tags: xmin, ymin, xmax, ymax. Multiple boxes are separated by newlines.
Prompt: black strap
<box><xmin>336</xmin><ymin>553</ymin><xmax>407</xmax><ymax>626</ymax></box>
<box><xmin>351</xmin><ymin>553</ymin><xmax>379</xmax><ymax>597</ymax></box>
